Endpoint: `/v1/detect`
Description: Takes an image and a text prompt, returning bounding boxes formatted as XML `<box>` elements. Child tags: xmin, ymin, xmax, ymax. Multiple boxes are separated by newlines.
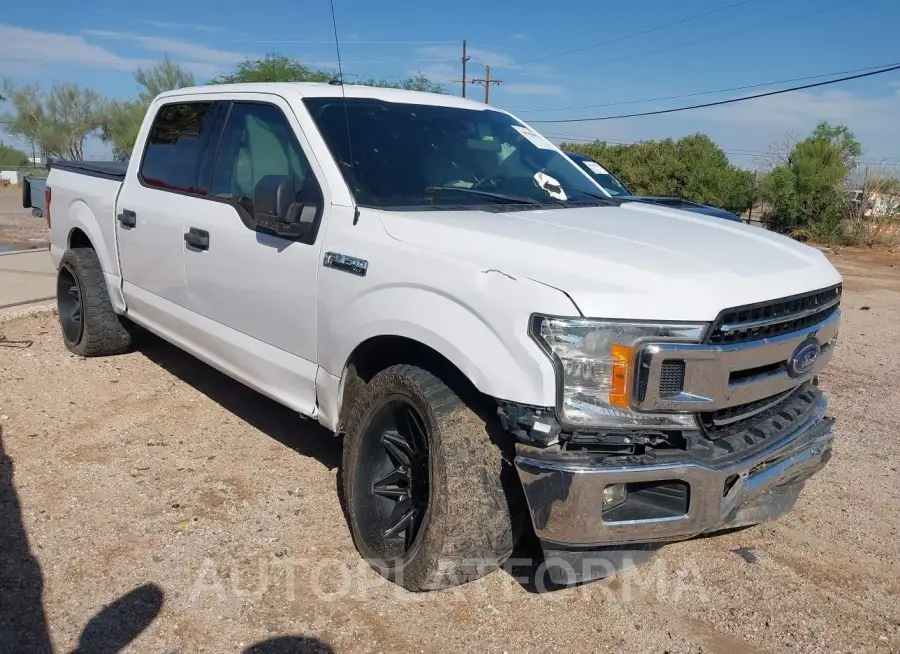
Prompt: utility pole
<box><xmin>470</xmin><ymin>64</ymin><xmax>502</xmax><ymax>104</ymax></box>
<box><xmin>453</xmin><ymin>40</ymin><xmax>471</xmax><ymax>98</ymax></box>
<box><xmin>461</xmin><ymin>40</ymin><xmax>470</xmax><ymax>98</ymax></box>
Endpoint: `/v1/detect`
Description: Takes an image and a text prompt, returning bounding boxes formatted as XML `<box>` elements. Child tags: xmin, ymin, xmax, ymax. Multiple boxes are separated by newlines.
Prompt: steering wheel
<box><xmin>472</xmin><ymin>175</ymin><xmax>508</xmax><ymax>191</ymax></box>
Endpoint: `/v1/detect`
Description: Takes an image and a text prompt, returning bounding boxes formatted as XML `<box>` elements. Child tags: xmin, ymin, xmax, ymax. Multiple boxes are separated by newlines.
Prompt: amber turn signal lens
<box><xmin>609</xmin><ymin>344</ymin><xmax>633</xmax><ymax>408</ymax></box>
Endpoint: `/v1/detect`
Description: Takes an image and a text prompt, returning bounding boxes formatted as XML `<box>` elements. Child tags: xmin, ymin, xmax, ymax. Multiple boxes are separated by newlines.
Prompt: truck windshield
<box><xmin>571</xmin><ymin>159</ymin><xmax>632</xmax><ymax>197</ymax></box>
<box><xmin>303</xmin><ymin>97</ymin><xmax>612</xmax><ymax>209</ymax></box>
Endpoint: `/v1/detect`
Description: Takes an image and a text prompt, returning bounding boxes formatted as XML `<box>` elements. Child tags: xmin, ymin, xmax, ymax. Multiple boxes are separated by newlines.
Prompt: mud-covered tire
<box><xmin>57</xmin><ymin>248</ymin><xmax>132</xmax><ymax>357</ymax></box>
<box><xmin>342</xmin><ymin>364</ymin><xmax>516</xmax><ymax>591</ymax></box>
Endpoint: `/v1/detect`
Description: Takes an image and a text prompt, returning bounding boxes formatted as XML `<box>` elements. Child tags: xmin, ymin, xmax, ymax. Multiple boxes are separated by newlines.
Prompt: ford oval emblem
<box><xmin>787</xmin><ymin>339</ymin><xmax>821</xmax><ymax>377</ymax></box>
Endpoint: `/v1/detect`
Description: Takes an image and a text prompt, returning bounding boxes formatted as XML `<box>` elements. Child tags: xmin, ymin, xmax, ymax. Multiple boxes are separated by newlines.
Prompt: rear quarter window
<box><xmin>140</xmin><ymin>102</ymin><xmax>215</xmax><ymax>194</ymax></box>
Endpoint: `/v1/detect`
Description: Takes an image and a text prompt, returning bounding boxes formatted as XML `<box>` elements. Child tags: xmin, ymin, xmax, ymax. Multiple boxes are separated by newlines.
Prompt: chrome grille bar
<box><xmin>634</xmin><ymin>310</ymin><xmax>839</xmax><ymax>414</ymax></box>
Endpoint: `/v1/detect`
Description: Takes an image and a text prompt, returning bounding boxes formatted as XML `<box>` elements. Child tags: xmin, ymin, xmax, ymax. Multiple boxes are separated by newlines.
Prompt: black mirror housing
<box><xmin>253</xmin><ymin>175</ymin><xmax>295</xmax><ymax>231</ymax></box>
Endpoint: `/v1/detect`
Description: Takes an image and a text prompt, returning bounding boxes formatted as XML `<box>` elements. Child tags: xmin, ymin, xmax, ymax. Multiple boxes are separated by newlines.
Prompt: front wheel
<box><xmin>342</xmin><ymin>365</ymin><xmax>515</xmax><ymax>591</ymax></box>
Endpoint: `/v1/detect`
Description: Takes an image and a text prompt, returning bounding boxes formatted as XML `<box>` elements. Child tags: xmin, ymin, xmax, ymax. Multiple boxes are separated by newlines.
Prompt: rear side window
<box><xmin>140</xmin><ymin>102</ymin><xmax>215</xmax><ymax>193</ymax></box>
<box><xmin>210</xmin><ymin>102</ymin><xmax>319</xmax><ymax>218</ymax></box>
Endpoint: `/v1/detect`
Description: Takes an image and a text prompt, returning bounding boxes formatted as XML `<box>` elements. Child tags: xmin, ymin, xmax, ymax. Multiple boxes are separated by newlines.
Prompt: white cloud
<box><xmin>503</xmin><ymin>83</ymin><xmax>563</xmax><ymax>95</ymax></box>
<box><xmin>415</xmin><ymin>44</ymin><xmax>514</xmax><ymax>68</ymax></box>
<box><xmin>0</xmin><ymin>23</ymin><xmax>244</xmax><ymax>78</ymax></box>
<box><xmin>136</xmin><ymin>20</ymin><xmax>225</xmax><ymax>32</ymax></box>
<box><xmin>84</xmin><ymin>30</ymin><xmax>247</xmax><ymax>66</ymax></box>
<box><xmin>413</xmin><ymin>63</ymin><xmax>458</xmax><ymax>85</ymax></box>
<box><xmin>0</xmin><ymin>23</ymin><xmax>153</xmax><ymax>73</ymax></box>
<box><xmin>687</xmin><ymin>85</ymin><xmax>900</xmax><ymax>159</ymax></box>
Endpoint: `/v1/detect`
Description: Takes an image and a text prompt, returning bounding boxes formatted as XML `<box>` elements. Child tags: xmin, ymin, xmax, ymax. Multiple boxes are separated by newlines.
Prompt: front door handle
<box><xmin>117</xmin><ymin>209</ymin><xmax>136</xmax><ymax>228</ymax></box>
<box><xmin>184</xmin><ymin>228</ymin><xmax>209</xmax><ymax>251</ymax></box>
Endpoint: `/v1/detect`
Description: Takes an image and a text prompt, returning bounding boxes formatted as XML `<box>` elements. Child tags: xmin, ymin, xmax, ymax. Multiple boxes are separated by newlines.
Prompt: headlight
<box><xmin>531</xmin><ymin>316</ymin><xmax>707</xmax><ymax>429</ymax></box>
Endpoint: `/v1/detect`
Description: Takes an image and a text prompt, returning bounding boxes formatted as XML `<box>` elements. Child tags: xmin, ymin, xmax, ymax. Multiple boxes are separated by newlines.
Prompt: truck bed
<box><xmin>50</xmin><ymin>160</ymin><xmax>128</xmax><ymax>182</ymax></box>
<box><xmin>46</xmin><ymin>165</ymin><xmax>125</xmax><ymax>283</ymax></box>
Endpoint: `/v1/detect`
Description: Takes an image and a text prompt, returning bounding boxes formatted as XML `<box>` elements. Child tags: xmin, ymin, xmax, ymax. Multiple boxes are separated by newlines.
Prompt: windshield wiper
<box><xmin>564</xmin><ymin>187</ymin><xmax>620</xmax><ymax>205</ymax></box>
<box><xmin>425</xmin><ymin>186</ymin><xmax>541</xmax><ymax>206</ymax></box>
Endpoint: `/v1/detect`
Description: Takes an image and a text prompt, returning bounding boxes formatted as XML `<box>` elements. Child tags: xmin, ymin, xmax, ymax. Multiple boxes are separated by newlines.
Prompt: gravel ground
<box><xmin>0</xmin><ymin>186</ymin><xmax>47</xmax><ymax>251</ymax></box>
<box><xmin>1</xmin><ymin>249</ymin><xmax>898</xmax><ymax>653</ymax></box>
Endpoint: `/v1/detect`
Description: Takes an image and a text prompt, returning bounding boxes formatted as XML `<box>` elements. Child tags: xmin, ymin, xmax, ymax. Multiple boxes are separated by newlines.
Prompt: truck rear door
<box><xmin>115</xmin><ymin>100</ymin><xmax>223</xmax><ymax>327</ymax></box>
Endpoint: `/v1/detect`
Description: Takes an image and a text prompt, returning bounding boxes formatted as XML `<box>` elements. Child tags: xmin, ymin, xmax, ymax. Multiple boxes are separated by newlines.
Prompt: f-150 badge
<box><xmin>324</xmin><ymin>252</ymin><xmax>368</xmax><ymax>277</ymax></box>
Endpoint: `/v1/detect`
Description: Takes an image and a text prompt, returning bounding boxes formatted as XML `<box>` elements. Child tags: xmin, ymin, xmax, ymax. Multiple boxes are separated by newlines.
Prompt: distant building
<box><xmin>0</xmin><ymin>170</ymin><xmax>21</xmax><ymax>185</ymax></box>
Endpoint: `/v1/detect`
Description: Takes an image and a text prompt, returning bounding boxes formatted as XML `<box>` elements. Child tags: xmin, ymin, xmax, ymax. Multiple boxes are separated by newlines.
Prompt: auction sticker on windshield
<box><xmin>512</xmin><ymin>125</ymin><xmax>556</xmax><ymax>150</ymax></box>
<box><xmin>583</xmin><ymin>160</ymin><xmax>609</xmax><ymax>175</ymax></box>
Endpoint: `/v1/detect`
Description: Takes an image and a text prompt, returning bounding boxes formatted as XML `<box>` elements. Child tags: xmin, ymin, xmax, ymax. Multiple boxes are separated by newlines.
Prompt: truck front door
<box><xmin>181</xmin><ymin>96</ymin><xmax>329</xmax><ymax>416</ymax></box>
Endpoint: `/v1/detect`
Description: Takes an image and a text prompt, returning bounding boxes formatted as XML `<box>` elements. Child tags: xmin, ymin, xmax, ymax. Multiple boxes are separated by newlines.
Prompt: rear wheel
<box><xmin>57</xmin><ymin>248</ymin><xmax>132</xmax><ymax>357</ymax></box>
<box><xmin>342</xmin><ymin>365</ymin><xmax>515</xmax><ymax>590</ymax></box>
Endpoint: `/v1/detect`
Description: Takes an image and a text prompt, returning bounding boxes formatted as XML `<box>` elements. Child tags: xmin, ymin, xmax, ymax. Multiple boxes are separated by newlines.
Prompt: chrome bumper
<box><xmin>515</xmin><ymin>393</ymin><xmax>833</xmax><ymax>547</ymax></box>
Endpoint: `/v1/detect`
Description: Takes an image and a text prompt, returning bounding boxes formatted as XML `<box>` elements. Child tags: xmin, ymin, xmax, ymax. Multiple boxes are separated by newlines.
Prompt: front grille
<box><xmin>694</xmin><ymin>383</ymin><xmax>823</xmax><ymax>459</ymax></box>
<box><xmin>659</xmin><ymin>360</ymin><xmax>685</xmax><ymax>396</ymax></box>
<box><xmin>702</xmin><ymin>387</ymin><xmax>797</xmax><ymax>430</ymax></box>
<box><xmin>708</xmin><ymin>285</ymin><xmax>841</xmax><ymax>345</ymax></box>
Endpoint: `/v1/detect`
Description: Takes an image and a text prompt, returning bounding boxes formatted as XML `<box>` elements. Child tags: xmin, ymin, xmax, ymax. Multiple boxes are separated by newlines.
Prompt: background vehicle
<box><xmin>565</xmin><ymin>150</ymin><xmax>744</xmax><ymax>222</ymax></box>
<box><xmin>42</xmin><ymin>83</ymin><xmax>840</xmax><ymax>590</ymax></box>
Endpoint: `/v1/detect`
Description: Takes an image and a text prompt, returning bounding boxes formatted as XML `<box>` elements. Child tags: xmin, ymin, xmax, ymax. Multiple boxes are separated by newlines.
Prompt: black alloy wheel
<box><xmin>57</xmin><ymin>263</ymin><xmax>84</xmax><ymax>346</ymax></box>
<box><xmin>352</xmin><ymin>396</ymin><xmax>431</xmax><ymax>560</ymax></box>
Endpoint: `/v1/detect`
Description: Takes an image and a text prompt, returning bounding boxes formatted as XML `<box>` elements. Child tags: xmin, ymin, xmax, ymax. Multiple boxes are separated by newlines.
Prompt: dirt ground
<box><xmin>0</xmin><ymin>185</ymin><xmax>47</xmax><ymax>251</ymax></box>
<box><xmin>1</xmin><ymin>250</ymin><xmax>899</xmax><ymax>653</ymax></box>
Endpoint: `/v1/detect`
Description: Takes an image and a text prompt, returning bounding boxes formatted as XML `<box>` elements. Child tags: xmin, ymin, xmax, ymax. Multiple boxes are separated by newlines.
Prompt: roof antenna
<box><xmin>328</xmin><ymin>0</ymin><xmax>359</xmax><ymax>225</ymax></box>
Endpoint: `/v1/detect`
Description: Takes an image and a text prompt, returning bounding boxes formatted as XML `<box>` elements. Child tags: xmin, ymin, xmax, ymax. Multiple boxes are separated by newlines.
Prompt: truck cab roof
<box><xmin>156</xmin><ymin>83</ymin><xmax>493</xmax><ymax>110</ymax></box>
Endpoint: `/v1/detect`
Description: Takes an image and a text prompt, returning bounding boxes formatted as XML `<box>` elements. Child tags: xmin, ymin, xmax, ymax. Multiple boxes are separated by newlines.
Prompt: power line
<box><xmin>221</xmin><ymin>39</ymin><xmax>462</xmax><ymax>45</ymax></box>
<box><xmin>514</xmin><ymin>61</ymin><xmax>900</xmax><ymax>114</ymax></box>
<box><xmin>585</xmin><ymin>0</ymin><xmax>862</xmax><ymax>71</ymax></box>
<box><xmin>494</xmin><ymin>0</ymin><xmax>764</xmax><ymax>69</ymax></box>
<box><xmin>527</xmin><ymin>64</ymin><xmax>900</xmax><ymax>123</ymax></box>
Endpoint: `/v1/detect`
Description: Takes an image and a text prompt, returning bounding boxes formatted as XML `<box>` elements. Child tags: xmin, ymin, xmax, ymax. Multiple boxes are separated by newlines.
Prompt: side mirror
<box><xmin>253</xmin><ymin>175</ymin><xmax>318</xmax><ymax>238</ymax></box>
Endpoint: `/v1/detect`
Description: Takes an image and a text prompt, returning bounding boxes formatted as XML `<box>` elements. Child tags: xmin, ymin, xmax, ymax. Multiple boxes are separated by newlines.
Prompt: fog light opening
<box><xmin>603</xmin><ymin>483</ymin><xmax>627</xmax><ymax>510</ymax></box>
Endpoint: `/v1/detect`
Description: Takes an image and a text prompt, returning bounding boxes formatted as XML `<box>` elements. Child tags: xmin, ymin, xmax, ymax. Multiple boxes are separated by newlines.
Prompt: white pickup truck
<box><xmin>41</xmin><ymin>83</ymin><xmax>841</xmax><ymax>590</ymax></box>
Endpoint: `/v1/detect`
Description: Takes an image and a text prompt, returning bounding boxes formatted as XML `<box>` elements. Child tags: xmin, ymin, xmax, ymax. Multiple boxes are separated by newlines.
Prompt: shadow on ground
<box><xmin>1</xmin><ymin>428</ymin><xmax>164</xmax><ymax>653</ymax></box>
<box><xmin>137</xmin><ymin>330</ymin><xmax>342</xmax><ymax>470</ymax></box>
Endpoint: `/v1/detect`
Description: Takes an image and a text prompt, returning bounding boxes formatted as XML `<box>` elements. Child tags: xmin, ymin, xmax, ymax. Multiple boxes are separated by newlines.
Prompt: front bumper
<box><xmin>515</xmin><ymin>392</ymin><xmax>833</xmax><ymax>548</ymax></box>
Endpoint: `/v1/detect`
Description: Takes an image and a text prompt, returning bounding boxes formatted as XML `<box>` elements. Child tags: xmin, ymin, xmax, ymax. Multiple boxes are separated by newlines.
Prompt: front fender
<box><xmin>318</xmin><ymin>269</ymin><xmax>578</xmax><ymax>408</ymax></box>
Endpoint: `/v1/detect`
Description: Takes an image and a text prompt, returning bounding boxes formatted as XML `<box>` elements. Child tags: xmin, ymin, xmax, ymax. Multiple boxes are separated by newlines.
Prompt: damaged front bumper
<box><xmin>515</xmin><ymin>392</ymin><xmax>833</xmax><ymax>578</ymax></box>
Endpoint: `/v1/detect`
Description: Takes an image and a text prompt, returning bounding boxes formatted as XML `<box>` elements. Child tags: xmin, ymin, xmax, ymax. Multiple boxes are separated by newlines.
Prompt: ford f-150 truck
<box><xmin>42</xmin><ymin>83</ymin><xmax>841</xmax><ymax>590</ymax></box>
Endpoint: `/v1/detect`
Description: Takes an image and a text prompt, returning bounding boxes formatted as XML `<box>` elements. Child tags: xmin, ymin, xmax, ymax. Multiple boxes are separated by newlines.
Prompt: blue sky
<box><xmin>1</xmin><ymin>0</ymin><xmax>899</xmax><ymax>167</ymax></box>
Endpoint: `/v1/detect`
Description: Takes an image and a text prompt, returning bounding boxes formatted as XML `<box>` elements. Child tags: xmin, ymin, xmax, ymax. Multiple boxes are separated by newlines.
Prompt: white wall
<box><xmin>0</xmin><ymin>170</ymin><xmax>20</xmax><ymax>184</ymax></box>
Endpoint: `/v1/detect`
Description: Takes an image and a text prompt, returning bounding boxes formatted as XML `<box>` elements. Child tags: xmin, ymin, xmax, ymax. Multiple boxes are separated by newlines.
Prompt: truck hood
<box><xmin>376</xmin><ymin>202</ymin><xmax>842</xmax><ymax>321</ymax></box>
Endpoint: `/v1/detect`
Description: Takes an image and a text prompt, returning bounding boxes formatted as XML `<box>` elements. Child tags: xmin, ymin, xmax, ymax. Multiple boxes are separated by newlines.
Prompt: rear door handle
<box><xmin>117</xmin><ymin>209</ymin><xmax>136</xmax><ymax>228</ymax></box>
<box><xmin>184</xmin><ymin>227</ymin><xmax>210</xmax><ymax>251</ymax></box>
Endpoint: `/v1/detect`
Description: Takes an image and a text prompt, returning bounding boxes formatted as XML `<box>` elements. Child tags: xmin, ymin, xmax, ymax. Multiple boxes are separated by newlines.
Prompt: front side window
<box><xmin>210</xmin><ymin>102</ymin><xmax>319</xmax><ymax>217</ymax></box>
<box><xmin>303</xmin><ymin>98</ymin><xmax>611</xmax><ymax>210</ymax></box>
<box><xmin>140</xmin><ymin>102</ymin><xmax>214</xmax><ymax>193</ymax></box>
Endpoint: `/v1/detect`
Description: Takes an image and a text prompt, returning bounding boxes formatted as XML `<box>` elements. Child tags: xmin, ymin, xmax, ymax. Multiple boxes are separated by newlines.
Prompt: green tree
<box><xmin>1</xmin><ymin>80</ymin><xmax>106</xmax><ymax>160</ymax></box>
<box><xmin>760</xmin><ymin>125</ymin><xmax>853</xmax><ymax>241</ymax></box>
<box><xmin>563</xmin><ymin>134</ymin><xmax>755</xmax><ymax>214</ymax></box>
<box><xmin>134</xmin><ymin>54</ymin><xmax>196</xmax><ymax>102</ymax></box>
<box><xmin>101</xmin><ymin>55</ymin><xmax>196</xmax><ymax>159</ymax></box>
<box><xmin>212</xmin><ymin>54</ymin><xmax>445</xmax><ymax>92</ymax></box>
<box><xmin>811</xmin><ymin>121</ymin><xmax>862</xmax><ymax>169</ymax></box>
<box><xmin>0</xmin><ymin>144</ymin><xmax>29</xmax><ymax>166</ymax></box>
<box><xmin>354</xmin><ymin>72</ymin><xmax>446</xmax><ymax>93</ymax></box>
<box><xmin>212</xmin><ymin>54</ymin><xmax>334</xmax><ymax>84</ymax></box>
